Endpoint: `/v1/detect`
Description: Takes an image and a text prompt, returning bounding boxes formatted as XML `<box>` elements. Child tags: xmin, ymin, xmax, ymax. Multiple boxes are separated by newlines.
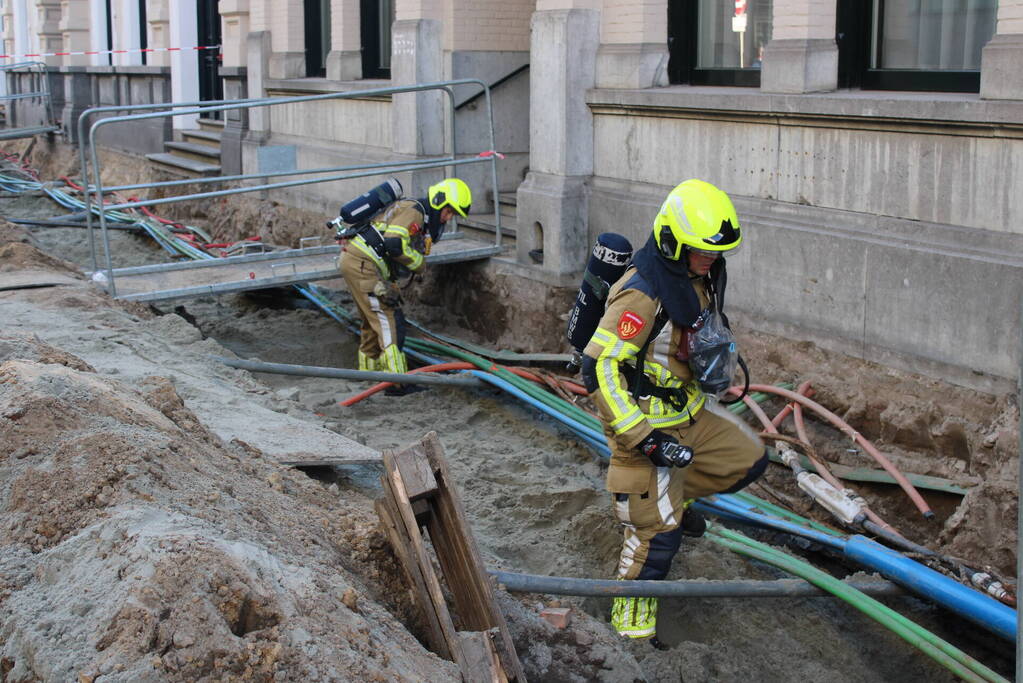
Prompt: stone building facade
<box><xmin>1</xmin><ymin>0</ymin><xmax>1021</xmax><ymax>389</ymax></box>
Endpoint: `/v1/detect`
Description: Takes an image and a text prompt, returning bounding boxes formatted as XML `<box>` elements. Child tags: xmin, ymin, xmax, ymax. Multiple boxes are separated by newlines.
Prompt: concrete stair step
<box><xmin>164</xmin><ymin>140</ymin><xmax>222</xmax><ymax>163</ymax></box>
<box><xmin>182</xmin><ymin>128</ymin><xmax>222</xmax><ymax>147</ymax></box>
<box><xmin>145</xmin><ymin>152</ymin><xmax>222</xmax><ymax>177</ymax></box>
<box><xmin>198</xmin><ymin>117</ymin><xmax>225</xmax><ymax>133</ymax></box>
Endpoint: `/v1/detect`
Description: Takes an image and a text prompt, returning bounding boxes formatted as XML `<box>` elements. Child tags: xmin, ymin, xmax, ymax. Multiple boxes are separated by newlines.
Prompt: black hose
<box><xmin>213</xmin><ymin>356</ymin><xmax>484</xmax><ymax>388</ymax></box>
<box><xmin>490</xmin><ymin>570</ymin><xmax>904</xmax><ymax>598</ymax></box>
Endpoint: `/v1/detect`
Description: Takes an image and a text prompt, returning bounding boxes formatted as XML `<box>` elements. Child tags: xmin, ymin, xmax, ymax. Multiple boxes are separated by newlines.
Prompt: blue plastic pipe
<box><xmin>696</xmin><ymin>496</ymin><xmax>1017</xmax><ymax>641</ymax></box>
<box><xmin>844</xmin><ymin>535</ymin><xmax>1017</xmax><ymax>642</ymax></box>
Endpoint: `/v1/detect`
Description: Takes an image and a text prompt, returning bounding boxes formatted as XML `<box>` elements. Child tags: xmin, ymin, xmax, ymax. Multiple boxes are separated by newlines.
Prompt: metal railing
<box><xmin>79</xmin><ymin>79</ymin><xmax>504</xmax><ymax>298</ymax></box>
<box><xmin>0</xmin><ymin>61</ymin><xmax>59</xmax><ymax>140</ymax></box>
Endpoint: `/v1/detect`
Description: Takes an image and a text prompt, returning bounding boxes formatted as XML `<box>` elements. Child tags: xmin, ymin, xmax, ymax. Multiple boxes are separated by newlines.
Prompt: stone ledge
<box><xmin>586</xmin><ymin>85</ymin><xmax>1023</xmax><ymax>129</ymax></box>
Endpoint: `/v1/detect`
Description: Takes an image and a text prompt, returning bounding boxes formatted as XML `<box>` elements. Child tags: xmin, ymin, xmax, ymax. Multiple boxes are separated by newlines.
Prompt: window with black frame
<box><xmin>668</xmin><ymin>0</ymin><xmax>773</xmax><ymax>86</ymax></box>
<box><xmin>839</xmin><ymin>0</ymin><xmax>996</xmax><ymax>92</ymax></box>
<box><xmin>304</xmin><ymin>0</ymin><xmax>331</xmax><ymax>77</ymax></box>
<box><xmin>361</xmin><ymin>0</ymin><xmax>394</xmax><ymax>79</ymax></box>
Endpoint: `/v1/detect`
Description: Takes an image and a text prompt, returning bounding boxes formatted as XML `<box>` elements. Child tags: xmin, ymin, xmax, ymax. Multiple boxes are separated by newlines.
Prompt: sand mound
<box><xmin>0</xmin><ymin>355</ymin><xmax>461</xmax><ymax>682</ymax></box>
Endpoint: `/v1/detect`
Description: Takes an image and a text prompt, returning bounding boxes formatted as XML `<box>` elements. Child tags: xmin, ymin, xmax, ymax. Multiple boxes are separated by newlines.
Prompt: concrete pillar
<box><xmin>35</xmin><ymin>0</ymin><xmax>63</xmax><ymax>66</ymax></box>
<box><xmin>328</xmin><ymin>0</ymin><xmax>361</xmax><ymax>80</ymax></box>
<box><xmin>169</xmin><ymin>0</ymin><xmax>199</xmax><ymax>129</ymax></box>
<box><xmin>760</xmin><ymin>0</ymin><xmax>837</xmax><ymax>94</ymax></box>
<box><xmin>246</xmin><ymin>30</ymin><xmax>271</xmax><ymax>140</ymax></box>
<box><xmin>515</xmin><ymin>4</ymin><xmax>599</xmax><ymax>273</ymax></box>
<box><xmin>59</xmin><ymin>0</ymin><xmax>90</xmax><ymax>67</ymax></box>
<box><xmin>147</xmin><ymin>0</ymin><xmax>170</xmax><ymax>67</ymax></box>
<box><xmin>596</xmin><ymin>0</ymin><xmax>668</xmax><ymax>88</ymax></box>
<box><xmin>112</xmin><ymin>0</ymin><xmax>142</xmax><ymax>66</ymax></box>
<box><xmin>264</xmin><ymin>0</ymin><xmax>305</xmax><ymax>79</ymax></box>
<box><xmin>980</xmin><ymin>0</ymin><xmax>1023</xmax><ymax>100</ymax></box>
<box><xmin>220</xmin><ymin>0</ymin><xmax>250</xmax><ymax>69</ymax></box>
<box><xmin>391</xmin><ymin>18</ymin><xmax>444</xmax><ymax>159</ymax></box>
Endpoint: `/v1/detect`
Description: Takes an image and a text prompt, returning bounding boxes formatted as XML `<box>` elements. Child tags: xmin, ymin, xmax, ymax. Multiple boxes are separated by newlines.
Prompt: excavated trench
<box><xmin>3</xmin><ymin>141</ymin><xmax>1019</xmax><ymax>681</ymax></box>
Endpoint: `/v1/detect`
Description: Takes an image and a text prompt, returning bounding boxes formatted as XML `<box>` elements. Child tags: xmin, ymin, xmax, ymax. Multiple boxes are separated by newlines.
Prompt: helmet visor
<box><xmin>691</xmin><ymin>242</ymin><xmax>741</xmax><ymax>259</ymax></box>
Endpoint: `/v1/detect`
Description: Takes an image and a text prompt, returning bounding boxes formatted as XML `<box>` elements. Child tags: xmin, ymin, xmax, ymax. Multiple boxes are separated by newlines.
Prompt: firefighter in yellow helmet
<box><xmin>580</xmin><ymin>179</ymin><xmax>767</xmax><ymax>646</ymax></box>
<box><xmin>339</xmin><ymin>178</ymin><xmax>471</xmax><ymax>394</ymax></box>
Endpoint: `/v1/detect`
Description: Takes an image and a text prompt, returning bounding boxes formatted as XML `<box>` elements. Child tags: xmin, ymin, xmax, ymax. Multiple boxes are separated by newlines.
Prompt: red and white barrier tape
<box><xmin>0</xmin><ymin>45</ymin><xmax>220</xmax><ymax>60</ymax></box>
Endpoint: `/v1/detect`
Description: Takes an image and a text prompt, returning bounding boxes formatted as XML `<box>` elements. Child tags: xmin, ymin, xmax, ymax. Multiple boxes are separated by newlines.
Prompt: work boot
<box><xmin>384</xmin><ymin>383</ymin><xmax>427</xmax><ymax>397</ymax></box>
<box><xmin>610</xmin><ymin>595</ymin><xmax>657</xmax><ymax>639</ymax></box>
<box><xmin>680</xmin><ymin>499</ymin><xmax>706</xmax><ymax>537</ymax></box>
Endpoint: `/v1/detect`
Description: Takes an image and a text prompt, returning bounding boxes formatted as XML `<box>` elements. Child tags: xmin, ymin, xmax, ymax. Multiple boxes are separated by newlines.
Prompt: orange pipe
<box><xmin>339</xmin><ymin>361</ymin><xmax>587</xmax><ymax>407</ymax></box>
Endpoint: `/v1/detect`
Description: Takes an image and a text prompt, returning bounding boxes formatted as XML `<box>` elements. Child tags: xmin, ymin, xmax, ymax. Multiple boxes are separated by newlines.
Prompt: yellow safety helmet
<box><xmin>652</xmin><ymin>179</ymin><xmax>742</xmax><ymax>261</ymax></box>
<box><xmin>428</xmin><ymin>178</ymin><xmax>472</xmax><ymax>217</ymax></box>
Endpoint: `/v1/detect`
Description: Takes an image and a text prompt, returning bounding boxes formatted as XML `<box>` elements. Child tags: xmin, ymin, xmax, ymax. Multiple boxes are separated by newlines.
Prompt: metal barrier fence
<box><xmin>0</xmin><ymin>61</ymin><xmax>59</xmax><ymax>140</ymax></box>
<box><xmin>79</xmin><ymin>79</ymin><xmax>504</xmax><ymax>298</ymax></box>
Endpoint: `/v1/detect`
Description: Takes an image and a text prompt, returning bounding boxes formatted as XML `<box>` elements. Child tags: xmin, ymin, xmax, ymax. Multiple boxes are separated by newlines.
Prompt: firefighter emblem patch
<box><xmin>617</xmin><ymin>311</ymin><xmax>645</xmax><ymax>340</ymax></box>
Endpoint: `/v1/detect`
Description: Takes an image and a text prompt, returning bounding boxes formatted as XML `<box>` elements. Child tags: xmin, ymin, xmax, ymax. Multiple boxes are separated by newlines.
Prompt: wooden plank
<box><xmin>394</xmin><ymin>447</ymin><xmax>439</xmax><ymax>501</ymax></box>
<box><xmin>373</xmin><ymin>496</ymin><xmax>448</xmax><ymax>658</ymax></box>
<box><xmin>419</xmin><ymin>433</ymin><xmax>526</xmax><ymax>682</ymax></box>
<box><xmin>457</xmin><ymin>631</ymin><xmax>508</xmax><ymax>683</ymax></box>
<box><xmin>380</xmin><ymin>448</ymin><xmax>463</xmax><ymax>666</ymax></box>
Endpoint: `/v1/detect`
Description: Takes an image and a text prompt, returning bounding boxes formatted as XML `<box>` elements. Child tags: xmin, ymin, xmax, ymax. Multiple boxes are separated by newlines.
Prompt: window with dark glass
<box><xmin>668</xmin><ymin>0</ymin><xmax>773</xmax><ymax>86</ymax></box>
<box><xmin>304</xmin><ymin>0</ymin><xmax>331</xmax><ymax>77</ymax></box>
<box><xmin>839</xmin><ymin>0</ymin><xmax>996</xmax><ymax>92</ymax></box>
<box><xmin>361</xmin><ymin>0</ymin><xmax>393</xmax><ymax>79</ymax></box>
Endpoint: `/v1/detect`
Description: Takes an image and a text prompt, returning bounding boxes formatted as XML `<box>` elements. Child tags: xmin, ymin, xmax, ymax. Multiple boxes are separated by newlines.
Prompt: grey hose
<box><xmin>213</xmin><ymin>356</ymin><xmax>484</xmax><ymax>388</ymax></box>
<box><xmin>490</xmin><ymin>570</ymin><xmax>905</xmax><ymax>598</ymax></box>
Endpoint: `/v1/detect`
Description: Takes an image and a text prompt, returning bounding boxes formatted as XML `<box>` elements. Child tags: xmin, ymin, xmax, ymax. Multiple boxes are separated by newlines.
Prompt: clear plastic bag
<box><xmin>687</xmin><ymin>310</ymin><xmax>738</xmax><ymax>397</ymax></box>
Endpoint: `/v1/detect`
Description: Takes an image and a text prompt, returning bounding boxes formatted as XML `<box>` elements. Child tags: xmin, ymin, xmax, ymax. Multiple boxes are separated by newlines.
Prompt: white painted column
<box><xmin>169</xmin><ymin>0</ymin><xmax>199</xmax><ymax>129</ymax></box>
<box><xmin>980</xmin><ymin>0</ymin><xmax>1023</xmax><ymax>100</ymax></box>
<box><xmin>596</xmin><ymin>0</ymin><xmax>668</xmax><ymax>88</ymax></box>
<box><xmin>13</xmin><ymin>0</ymin><xmax>30</xmax><ymax>59</ymax></box>
<box><xmin>268</xmin><ymin>0</ymin><xmax>305</xmax><ymax>78</ymax></box>
<box><xmin>113</xmin><ymin>0</ymin><xmax>142</xmax><ymax>66</ymax></box>
<box><xmin>88</xmin><ymin>0</ymin><xmax>108</xmax><ymax>66</ymax></box>
<box><xmin>760</xmin><ymin>0</ymin><xmax>837</xmax><ymax>93</ymax></box>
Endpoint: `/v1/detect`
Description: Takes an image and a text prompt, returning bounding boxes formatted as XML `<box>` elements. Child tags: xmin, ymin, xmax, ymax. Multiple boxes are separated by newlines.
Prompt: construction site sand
<box><xmin>0</xmin><ymin>142</ymin><xmax>1018</xmax><ymax>681</ymax></box>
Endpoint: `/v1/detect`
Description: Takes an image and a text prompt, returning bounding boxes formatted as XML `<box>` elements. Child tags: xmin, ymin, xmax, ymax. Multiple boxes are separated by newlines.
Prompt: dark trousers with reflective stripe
<box><xmin>611</xmin><ymin>406</ymin><xmax>766</xmax><ymax>580</ymax></box>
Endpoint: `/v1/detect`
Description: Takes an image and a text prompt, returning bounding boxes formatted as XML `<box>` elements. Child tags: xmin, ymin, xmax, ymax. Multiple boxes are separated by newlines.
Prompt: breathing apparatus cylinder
<box><xmin>565</xmin><ymin>233</ymin><xmax>634</xmax><ymax>371</ymax></box>
<box><xmin>338</xmin><ymin>177</ymin><xmax>403</xmax><ymax>225</ymax></box>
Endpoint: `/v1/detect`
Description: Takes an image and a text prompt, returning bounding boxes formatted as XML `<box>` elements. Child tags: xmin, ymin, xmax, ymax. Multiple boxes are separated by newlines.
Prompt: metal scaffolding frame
<box><xmin>0</xmin><ymin>61</ymin><xmax>59</xmax><ymax>140</ymax></box>
<box><xmin>78</xmin><ymin>79</ymin><xmax>504</xmax><ymax>298</ymax></box>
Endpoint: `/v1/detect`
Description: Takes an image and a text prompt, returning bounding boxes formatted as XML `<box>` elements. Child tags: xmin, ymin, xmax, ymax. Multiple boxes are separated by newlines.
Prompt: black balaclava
<box><xmin>418</xmin><ymin>198</ymin><xmax>447</xmax><ymax>242</ymax></box>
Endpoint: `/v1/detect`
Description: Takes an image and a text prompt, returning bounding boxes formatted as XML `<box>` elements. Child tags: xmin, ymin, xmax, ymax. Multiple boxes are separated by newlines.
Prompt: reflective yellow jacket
<box><xmin>348</xmin><ymin>200</ymin><xmax>427</xmax><ymax>279</ymax></box>
<box><xmin>582</xmin><ymin>266</ymin><xmax>709</xmax><ymax>454</ymax></box>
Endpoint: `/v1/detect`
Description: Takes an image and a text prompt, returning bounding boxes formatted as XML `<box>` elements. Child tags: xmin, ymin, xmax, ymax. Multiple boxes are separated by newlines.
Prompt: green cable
<box><xmin>705</xmin><ymin>525</ymin><xmax>1007</xmax><ymax>683</ymax></box>
<box><xmin>410</xmin><ymin>337</ymin><xmax>602</xmax><ymax>429</ymax></box>
<box><xmin>728</xmin><ymin>490</ymin><xmax>847</xmax><ymax>537</ymax></box>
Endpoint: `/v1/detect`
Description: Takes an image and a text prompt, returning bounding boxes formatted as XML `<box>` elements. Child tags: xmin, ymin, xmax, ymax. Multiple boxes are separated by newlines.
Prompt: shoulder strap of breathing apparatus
<box><xmin>628</xmin><ymin>280</ymin><xmax>749</xmax><ymax>408</ymax></box>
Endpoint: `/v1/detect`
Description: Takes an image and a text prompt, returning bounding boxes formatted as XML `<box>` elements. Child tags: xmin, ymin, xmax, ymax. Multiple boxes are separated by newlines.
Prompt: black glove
<box><xmin>637</xmin><ymin>430</ymin><xmax>694</xmax><ymax>468</ymax></box>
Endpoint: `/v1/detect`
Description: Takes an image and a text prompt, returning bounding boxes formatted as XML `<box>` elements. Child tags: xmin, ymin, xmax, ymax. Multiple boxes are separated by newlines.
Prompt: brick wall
<box><xmin>449</xmin><ymin>0</ymin><xmax>532</xmax><ymax>51</ymax></box>
<box><xmin>770</xmin><ymin>0</ymin><xmax>834</xmax><ymax>41</ymax></box>
<box><xmin>600</xmin><ymin>0</ymin><xmax>664</xmax><ymax>45</ymax></box>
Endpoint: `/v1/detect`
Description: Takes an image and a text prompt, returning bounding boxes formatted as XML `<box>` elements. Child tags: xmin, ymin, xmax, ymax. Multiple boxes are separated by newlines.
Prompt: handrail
<box><xmin>76</xmin><ymin>96</ymin><xmax>269</xmax><ymax>272</ymax></box>
<box><xmin>82</xmin><ymin>78</ymin><xmax>503</xmax><ymax>298</ymax></box>
<box><xmin>0</xmin><ymin>61</ymin><xmax>58</xmax><ymax>140</ymax></box>
<box><xmin>454</xmin><ymin>63</ymin><xmax>529</xmax><ymax>110</ymax></box>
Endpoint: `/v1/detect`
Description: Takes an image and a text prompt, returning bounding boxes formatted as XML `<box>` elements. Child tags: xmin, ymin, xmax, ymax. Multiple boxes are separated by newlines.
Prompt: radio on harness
<box><xmin>565</xmin><ymin>233</ymin><xmax>634</xmax><ymax>372</ymax></box>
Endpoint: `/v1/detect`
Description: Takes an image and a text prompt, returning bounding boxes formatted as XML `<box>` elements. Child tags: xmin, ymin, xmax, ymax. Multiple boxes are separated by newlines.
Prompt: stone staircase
<box><xmin>455</xmin><ymin>191</ymin><xmax>517</xmax><ymax>249</ymax></box>
<box><xmin>146</xmin><ymin>118</ymin><xmax>223</xmax><ymax>177</ymax></box>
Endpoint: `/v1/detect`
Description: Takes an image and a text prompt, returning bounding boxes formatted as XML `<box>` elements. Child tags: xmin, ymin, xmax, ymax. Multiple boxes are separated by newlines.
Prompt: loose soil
<box><xmin>0</xmin><ymin>140</ymin><xmax>1018</xmax><ymax>682</ymax></box>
